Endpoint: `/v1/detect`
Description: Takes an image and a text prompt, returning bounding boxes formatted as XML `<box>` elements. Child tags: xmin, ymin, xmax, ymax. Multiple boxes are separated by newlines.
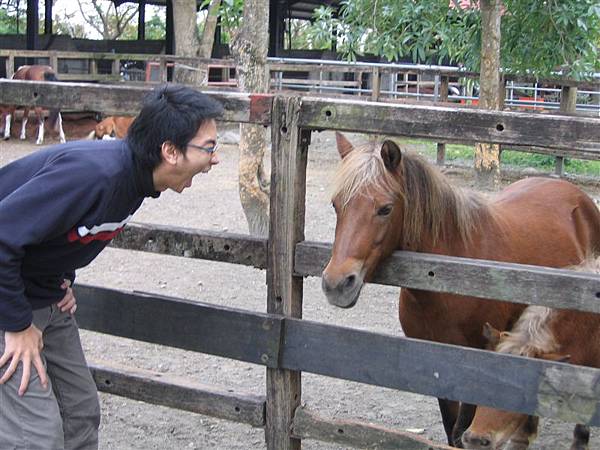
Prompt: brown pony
<box><xmin>462</xmin><ymin>258</ymin><xmax>600</xmax><ymax>450</ymax></box>
<box><xmin>2</xmin><ymin>65</ymin><xmax>66</xmax><ymax>145</ymax></box>
<box><xmin>87</xmin><ymin>115</ymin><xmax>135</xmax><ymax>140</ymax></box>
<box><xmin>322</xmin><ymin>133</ymin><xmax>600</xmax><ymax>447</ymax></box>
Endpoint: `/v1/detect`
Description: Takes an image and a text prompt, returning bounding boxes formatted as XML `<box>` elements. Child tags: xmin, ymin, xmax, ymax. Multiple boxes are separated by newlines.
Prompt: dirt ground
<box><xmin>1</xmin><ymin>122</ymin><xmax>599</xmax><ymax>450</ymax></box>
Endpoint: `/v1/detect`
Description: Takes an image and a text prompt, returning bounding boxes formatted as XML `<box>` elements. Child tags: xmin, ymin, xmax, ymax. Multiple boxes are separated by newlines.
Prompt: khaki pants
<box><xmin>0</xmin><ymin>305</ymin><xmax>100</xmax><ymax>450</ymax></box>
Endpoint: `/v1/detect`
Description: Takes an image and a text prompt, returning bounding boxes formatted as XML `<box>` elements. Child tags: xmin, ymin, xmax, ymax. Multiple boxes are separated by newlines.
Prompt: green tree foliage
<box><xmin>0</xmin><ymin>0</ymin><xmax>27</xmax><ymax>34</ymax></box>
<box><xmin>206</xmin><ymin>0</ymin><xmax>243</xmax><ymax>43</ymax></box>
<box><xmin>311</xmin><ymin>0</ymin><xmax>600</xmax><ymax>79</ymax></box>
<box><xmin>145</xmin><ymin>10</ymin><xmax>166</xmax><ymax>40</ymax></box>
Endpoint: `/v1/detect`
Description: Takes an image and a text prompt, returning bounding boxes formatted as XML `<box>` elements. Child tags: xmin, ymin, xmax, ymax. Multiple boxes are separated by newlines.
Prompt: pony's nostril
<box><xmin>343</xmin><ymin>274</ymin><xmax>356</xmax><ymax>290</ymax></box>
<box><xmin>480</xmin><ymin>437</ymin><xmax>491</xmax><ymax>447</ymax></box>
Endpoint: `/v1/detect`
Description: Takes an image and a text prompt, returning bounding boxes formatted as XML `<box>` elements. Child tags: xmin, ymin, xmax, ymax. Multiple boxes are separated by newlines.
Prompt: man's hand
<box><xmin>57</xmin><ymin>279</ymin><xmax>77</xmax><ymax>315</ymax></box>
<box><xmin>0</xmin><ymin>324</ymin><xmax>47</xmax><ymax>396</ymax></box>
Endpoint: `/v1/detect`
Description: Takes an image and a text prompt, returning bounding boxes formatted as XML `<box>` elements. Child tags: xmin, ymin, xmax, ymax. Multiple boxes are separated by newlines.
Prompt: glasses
<box><xmin>187</xmin><ymin>143</ymin><xmax>219</xmax><ymax>154</ymax></box>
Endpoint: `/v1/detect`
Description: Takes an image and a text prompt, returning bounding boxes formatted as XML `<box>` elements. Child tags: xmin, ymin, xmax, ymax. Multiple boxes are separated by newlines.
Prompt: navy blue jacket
<box><xmin>0</xmin><ymin>139</ymin><xmax>159</xmax><ymax>331</ymax></box>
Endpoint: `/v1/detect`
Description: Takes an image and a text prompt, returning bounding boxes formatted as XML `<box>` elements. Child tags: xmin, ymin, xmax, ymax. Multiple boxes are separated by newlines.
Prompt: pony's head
<box><xmin>322</xmin><ymin>133</ymin><xmax>406</xmax><ymax>308</ymax></box>
<box><xmin>462</xmin><ymin>321</ymin><xmax>568</xmax><ymax>450</ymax></box>
<box><xmin>462</xmin><ymin>409</ymin><xmax>539</xmax><ymax>450</ymax></box>
<box><xmin>322</xmin><ymin>132</ymin><xmax>484</xmax><ymax>308</ymax></box>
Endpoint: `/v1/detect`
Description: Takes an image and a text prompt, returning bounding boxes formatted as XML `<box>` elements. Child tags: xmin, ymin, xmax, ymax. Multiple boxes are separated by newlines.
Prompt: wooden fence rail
<box><xmin>113</xmin><ymin>226</ymin><xmax>600</xmax><ymax>314</ymax></box>
<box><xmin>0</xmin><ymin>79</ymin><xmax>272</xmax><ymax>125</ymax></box>
<box><xmin>90</xmin><ymin>360</ymin><xmax>266</xmax><ymax>427</ymax></box>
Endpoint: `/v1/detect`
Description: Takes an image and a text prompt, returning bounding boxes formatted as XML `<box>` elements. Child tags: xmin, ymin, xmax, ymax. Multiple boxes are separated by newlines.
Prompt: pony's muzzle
<box><xmin>321</xmin><ymin>271</ymin><xmax>363</xmax><ymax>308</ymax></box>
<box><xmin>461</xmin><ymin>430</ymin><xmax>493</xmax><ymax>450</ymax></box>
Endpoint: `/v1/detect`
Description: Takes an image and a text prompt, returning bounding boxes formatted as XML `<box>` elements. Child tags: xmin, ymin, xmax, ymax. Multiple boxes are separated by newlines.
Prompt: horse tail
<box><xmin>44</xmin><ymin>71</ymin><xmax>60</xmax><ymax>130</ymax></box>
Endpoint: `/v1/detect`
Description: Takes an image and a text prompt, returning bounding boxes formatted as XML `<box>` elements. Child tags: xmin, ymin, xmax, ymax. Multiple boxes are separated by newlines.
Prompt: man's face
<box><xmin>166</xmin><ymin>119</ymin><xmax>219</xmax><ymax>193</ymax></box>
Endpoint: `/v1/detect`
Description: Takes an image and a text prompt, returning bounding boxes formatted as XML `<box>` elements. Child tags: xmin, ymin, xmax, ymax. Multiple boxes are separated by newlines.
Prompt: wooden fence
<box><xmin>1</xmin><ymin>79</ymin><xmax>600</xmax><ymax>449</ymax></box>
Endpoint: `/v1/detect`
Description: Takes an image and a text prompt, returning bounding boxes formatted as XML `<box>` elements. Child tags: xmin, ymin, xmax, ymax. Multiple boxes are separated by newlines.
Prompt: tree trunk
<box><xmin>172</xmin><ymin>0</ymin><xmax>202</xmax><ymax>85</ymax></box>
<box><xmin>231</xmin><ymin>0</ymin><xmax>270</xmax><ymax>236</ymax></box>
<box><xmin>198</xmin><ymin>0</ymin><xmax>221</xmax><ymax>58</ymax></box>
<box><xmin>474</xmin><ymin>0</ymin><xmax>503</xmax><ymax>188</ymax></box>
<box><xmin>172</xmin><ymin>0</ymin><xmax>221</xmax><ymax>86</ymax></box>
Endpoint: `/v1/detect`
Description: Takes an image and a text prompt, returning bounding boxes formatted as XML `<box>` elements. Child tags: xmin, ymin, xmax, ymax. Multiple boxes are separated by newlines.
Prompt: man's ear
<box><xmin>161</xmin><ymin>141</ymin><xmax>178</xmax><ymax>165</ymax></box>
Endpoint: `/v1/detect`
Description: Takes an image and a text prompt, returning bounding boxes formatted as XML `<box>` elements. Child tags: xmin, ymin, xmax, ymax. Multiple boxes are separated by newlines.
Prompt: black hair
<box><xmin>127</xmin><ymin>84</ymin><xmax>223</xmax><ymax>170</ymax></box>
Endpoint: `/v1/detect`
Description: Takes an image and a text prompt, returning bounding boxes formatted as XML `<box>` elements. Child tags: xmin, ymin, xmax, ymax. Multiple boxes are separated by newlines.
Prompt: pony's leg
<box><xmin>452</xmin><ymin>403</ymin><xmax>477</xmax><ymax>447</ymax></box>
<box><xmin>3</xmin><ymin>110</ymin><xmax>12</xmax><ymax>140</ymax></box>
<box><xmin>57</xmin><ymin>113</ymin><xmax>66</xmax><ymax>143</ymax></box>
<box><xmin>20</xmin><ymin>107</ymin><xmax>29</xmax><ymax>140</ymax></box>
<box><xmin>438</xmin><ymin>398</ymin><xmax>461</xmax><ymax>446</ymax></box>
<box><xmin>35</xmin><ymin>107</ymin><xmax>44</xmax><ymax>145</ymax></box>
<box><xmin>570</xmin><ymin>424</ymin><xmax>590</xmax><ymax>450</ymax></box>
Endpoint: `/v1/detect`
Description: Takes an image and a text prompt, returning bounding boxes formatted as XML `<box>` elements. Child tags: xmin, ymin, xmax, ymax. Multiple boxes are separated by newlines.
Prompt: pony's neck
<box><xmin>399</xmin><ymin>154</ymin><xmax>489</xmax><ymax>253</ymax></box>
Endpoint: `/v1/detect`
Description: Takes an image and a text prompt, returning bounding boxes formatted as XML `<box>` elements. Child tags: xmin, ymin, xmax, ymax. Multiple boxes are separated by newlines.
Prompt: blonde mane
<box><xmin>497</xmin><ymin>257</ymin><xmax>600</xmax><ymax>356</ymax></box>
<box><xmin>496</xmin><ymin>306</ymin><xmax>558</xmax><ymax>357</ymax></box>
<box><xmin>331</xmin><ymin>142</ymin><xmax>488</xmax><ymax>248</ymax></box>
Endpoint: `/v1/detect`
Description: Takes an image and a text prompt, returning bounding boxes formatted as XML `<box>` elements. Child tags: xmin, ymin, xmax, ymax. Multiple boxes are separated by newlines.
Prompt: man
<box><xmin>0</xmin><ymin>84</ymin><xmax>223</xmax><ymax>449</ymax></box>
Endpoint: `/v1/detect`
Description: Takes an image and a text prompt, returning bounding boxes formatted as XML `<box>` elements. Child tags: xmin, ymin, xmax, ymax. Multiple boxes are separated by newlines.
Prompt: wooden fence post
<box><xmin>49</xmin><ymin>51</ymin><xmax>58</xmax><ymax>73</ymax></box>
<box><xmin>159</xmin><ymin>57</ymin><xmax>167</xmax><ymax>83</ymax></box>
<box><xmin>555</xmin><ymin>85</ymin><xmax>577</xmax><ymax>176</ymax></box>
<box><xmin>112</xmin><ymin>58</ymin><xmax>121</xmax><ymax>79</ymax></box>
<box><xmin>371</xmin><ymin>67</ymin><xmax>381</xmax><ymax>102</ymax></box>
<box><xmin>6</xmin><ymin>53</ymin><xmax>14</xmax><ymax>78</ymax></box>
<box><xmin>436</xmin><ymin>75</ymin><xmax>449</xmax><ymax>165</ymax></box>
<box><xmin>266</xmin><ymin>95</ymin><xmax>309</xmax><ymax>450</ymax></box>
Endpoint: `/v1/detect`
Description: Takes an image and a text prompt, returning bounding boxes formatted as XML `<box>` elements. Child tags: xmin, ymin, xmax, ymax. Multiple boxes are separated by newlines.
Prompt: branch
<box><xmin>77</xmin><ymin>0</ymin><xmax>105</xmax><ymax>37</ymax></box>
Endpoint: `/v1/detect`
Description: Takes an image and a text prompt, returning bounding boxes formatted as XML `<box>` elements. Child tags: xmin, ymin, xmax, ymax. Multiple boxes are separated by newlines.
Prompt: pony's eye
<box><xmin>377</xmin><ymin>205</ymin><xmax>393</xmax><ymax>216</ymax></box>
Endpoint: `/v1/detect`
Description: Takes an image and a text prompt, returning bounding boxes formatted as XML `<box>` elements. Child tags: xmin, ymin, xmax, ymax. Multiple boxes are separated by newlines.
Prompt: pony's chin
<box><xmin>325</xmin><ymin>284</ymin><xmax>363</xmax><ymax>309</ymax></box>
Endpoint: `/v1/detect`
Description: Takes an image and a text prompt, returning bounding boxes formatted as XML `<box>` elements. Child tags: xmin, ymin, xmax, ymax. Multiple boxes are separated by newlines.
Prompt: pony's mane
<box><xmin>496</xmin><ymin>306</ymin><xmax>557</xmax><ymax>357</ymax></box>
<box><xmin>497</xmin><ymin>257</ymin><xmax>600</xmax><ymax>356</ymax></box>
<box><xmin>331</xmin><ymin>142</ymin><xmax>488</xmax><ymax>248</ymax></box>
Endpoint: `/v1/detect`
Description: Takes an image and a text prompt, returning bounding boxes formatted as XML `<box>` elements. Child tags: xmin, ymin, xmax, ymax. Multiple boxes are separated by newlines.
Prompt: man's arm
<box><xmin>0</xmin><ymin>153</ymin><xmax>105</xmax><ymax>393</ymax></box>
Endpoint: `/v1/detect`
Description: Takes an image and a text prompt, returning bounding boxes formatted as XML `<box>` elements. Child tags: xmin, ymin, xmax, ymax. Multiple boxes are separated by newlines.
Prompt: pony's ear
<box><xmin>381</xmin><ymin>140</ymin><xmax>402</xmax><ymax>172</ymax></box>
<box><xmin>335</xmin><ymin>132</ymin><xmax>354</xmax><ymax>159</ymax></box>
<box><xmin>482</xmin><ymin>322</ymin><xmax>502</xmax><ymax>349</ymax></box>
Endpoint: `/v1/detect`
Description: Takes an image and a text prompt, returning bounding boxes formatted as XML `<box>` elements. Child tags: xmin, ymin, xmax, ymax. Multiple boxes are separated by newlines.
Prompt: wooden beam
<box><xmin>281</xmin><ymin>317</ymin><xmax>600</xmax><ymax>426</ymax></box>
<box><xmin>26</xmin><ymin>0</ymin><xmax>39</xmax><ymax>62</ymax></box>
<box><xmin>74</xmin><ymin>285</ymin><xmax>283</xmax><ymax>367</ymax></box>
<box><xmin>298</xmin><ymin>97</ymin><xmax>600</xmax><ymax>153</ymax></box>
<box><xmin>138</xmin><ymin>0</ymin><xmax>146</xmax><ymax>41</ymax></box>
<box><xmin>0</xmin><ymin>80</ymin><xmax>273</xmax><ymax>125</ymax></box>
<box><xmin>165</xmin><ymin>0</ymin><xmax>174</xmax><ymax>55</ymax></box>
<box><xmin>265</xmin><ymin>96</ymin><xmax>308</xmax><ymax>449</ymax></box>
<box><xmin>110</xmin><ymin>223</ymin><xmax>267</xmax><ymax>269</ymax></box>
<box><xmin>44</xmin><ymin>0</ymin><xmax>52</xmax><ymax>35</ymax></box>
<box><xmin>90</xmin><ymin>360</ymin><xmax>265</xmax><ymax>426</ymax></box>
<box><xmin>291</xmin><ymin>406</ymin><xmax>454</xmax><ymax>450</ymax></box>
<box><xmin>294</xmin><ymin>241</ymin><xmax>600</xmax><ymax>314</ymax></box>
